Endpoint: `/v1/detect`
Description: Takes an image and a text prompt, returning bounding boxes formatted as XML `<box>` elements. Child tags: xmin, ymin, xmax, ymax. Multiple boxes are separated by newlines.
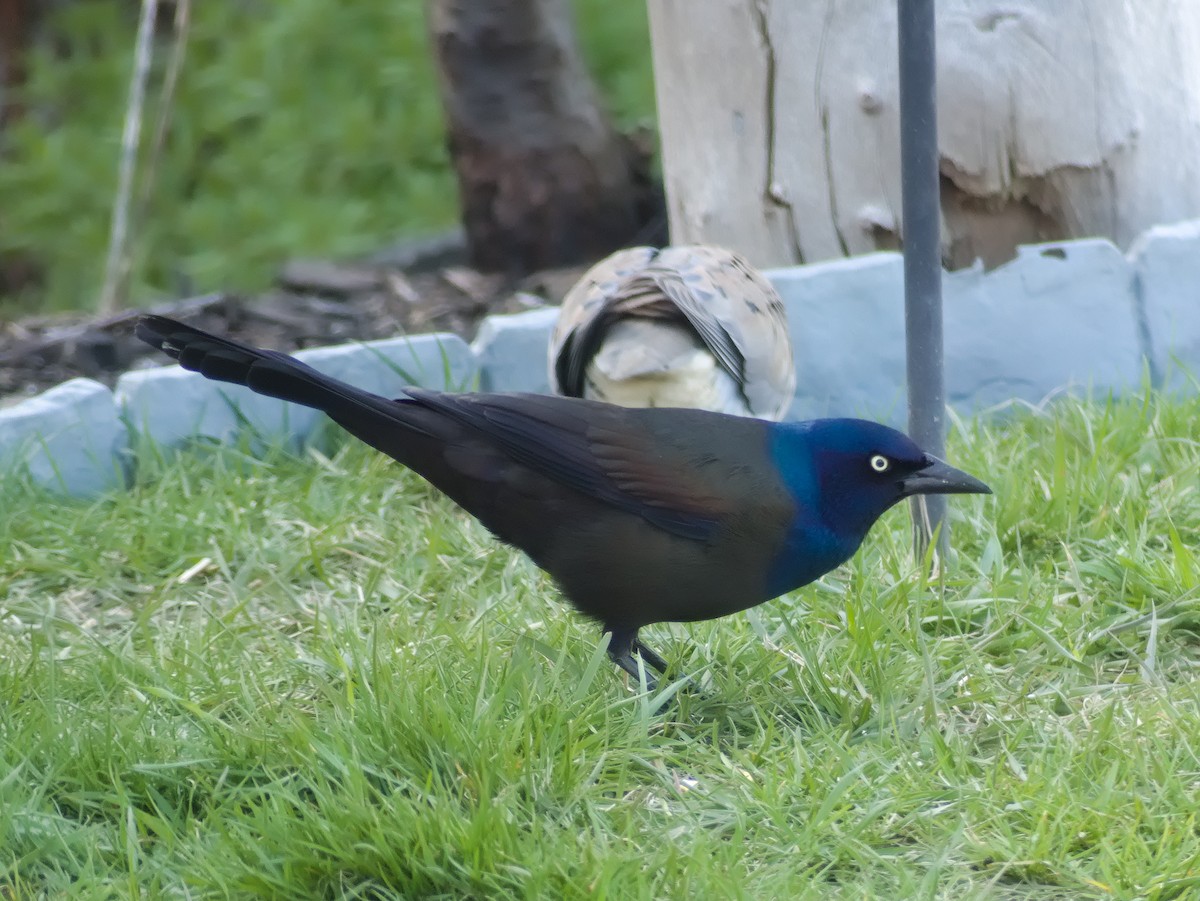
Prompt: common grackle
<box><xmin>137</xmin><ymin>315</ymin><xmax>989</xmax><ymax>686</ymax></box>
<box><xmin>549</xmin><ymin>246</ymin><xmax>796</xmax><ymax>419</ymax></box>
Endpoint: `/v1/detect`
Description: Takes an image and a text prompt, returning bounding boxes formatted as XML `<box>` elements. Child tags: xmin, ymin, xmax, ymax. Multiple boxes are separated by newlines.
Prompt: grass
<box><xmin>2</xmin><ymin>390</ymin><xmax>1199</xmax><ymax>898</ymax></box>
<box><xmin>0</xmin><ymin>1</ymin><xmax>656</xmax><ymax>316</ymax></box>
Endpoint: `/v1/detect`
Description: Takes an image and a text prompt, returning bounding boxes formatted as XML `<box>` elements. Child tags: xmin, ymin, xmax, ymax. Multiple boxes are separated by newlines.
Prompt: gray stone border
<box><xmin>3</xmin><ymin>223</ymin><xmax>1198</xmax><ymax>497</ymax></box>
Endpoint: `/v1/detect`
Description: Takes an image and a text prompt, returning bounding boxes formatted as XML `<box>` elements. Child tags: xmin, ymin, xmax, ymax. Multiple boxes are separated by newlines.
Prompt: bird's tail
<box><xmin>135</xmin><ymin>315</ymin><xmax>411</xmax><ymax>427</ymax></box>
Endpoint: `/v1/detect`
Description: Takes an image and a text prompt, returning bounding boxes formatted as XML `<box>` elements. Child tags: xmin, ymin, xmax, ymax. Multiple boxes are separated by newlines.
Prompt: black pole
<box><xmin>897</xmin><ymin>0</ymin><xmax>948</xmax><ymax>557</ymax></box>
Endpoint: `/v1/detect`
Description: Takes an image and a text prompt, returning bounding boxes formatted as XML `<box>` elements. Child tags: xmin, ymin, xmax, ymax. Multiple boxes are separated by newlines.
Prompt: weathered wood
<box><xmin>648</xmin><ymin>0</ymin><xmax>1200</xmax><ymax>269</ymax></box>
<box><xmin>428</xmin><ymin>0</ymin><xmax>642</xmax><ymax>275</ymax></box>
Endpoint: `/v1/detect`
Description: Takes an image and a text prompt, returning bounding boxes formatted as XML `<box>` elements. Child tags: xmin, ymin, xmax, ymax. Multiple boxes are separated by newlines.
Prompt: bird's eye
<box><xmin>869</xmin><ymin>454</ymin><xmax>891</xmax><ymax>473</ymax></box>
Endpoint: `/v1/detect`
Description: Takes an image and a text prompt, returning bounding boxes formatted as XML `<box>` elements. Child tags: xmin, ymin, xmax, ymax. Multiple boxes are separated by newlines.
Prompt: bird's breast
<box><xmin>763</xmin><ymin>521</ymin><xmax>860</xmax><ymax>600</ymax></box>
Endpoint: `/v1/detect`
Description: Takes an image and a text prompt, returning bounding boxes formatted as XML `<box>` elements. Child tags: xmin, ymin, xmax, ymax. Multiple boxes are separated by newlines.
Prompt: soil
<box><xmin>0</xmin><ymin>231</ymin><xmax>594</xmax><ymax>407</ymax></box>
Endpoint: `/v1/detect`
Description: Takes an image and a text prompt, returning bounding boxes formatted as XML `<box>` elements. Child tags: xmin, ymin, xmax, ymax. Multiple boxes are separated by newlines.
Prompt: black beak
<box><xmin>899</xmin><ymin>455</ymin><xmax>992</xmax><ymax>498</ymax></box>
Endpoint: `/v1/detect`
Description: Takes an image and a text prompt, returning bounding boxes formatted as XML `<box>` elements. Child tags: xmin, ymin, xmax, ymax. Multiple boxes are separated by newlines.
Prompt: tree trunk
<box><xmin>648</xmin><ymin>0</ymin><xmax>1200</xmax><ymax>270</ymax></box>
<box><xmin>428</xmin><ymin>0</ymin><xmax>645</xmax><ymax>275</ymax></box>
<box><xmin>0</xmin><ymin>0</ymin><xmax>31</xmax><ymax>128</ymax></box>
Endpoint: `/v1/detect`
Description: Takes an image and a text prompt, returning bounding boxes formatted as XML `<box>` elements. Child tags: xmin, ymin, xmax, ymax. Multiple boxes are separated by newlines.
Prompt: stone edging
<box><xmin>3</xmin><ymin>223</ymin><xmax>1198</xmax><ymax>497</ymax></box>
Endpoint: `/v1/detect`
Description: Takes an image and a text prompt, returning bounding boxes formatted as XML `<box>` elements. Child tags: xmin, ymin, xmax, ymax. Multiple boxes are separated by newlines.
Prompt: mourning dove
<box><xmin>548</xmin><ymin>246</ymin><xmax>796</xmax><ymax>420</ymax></box>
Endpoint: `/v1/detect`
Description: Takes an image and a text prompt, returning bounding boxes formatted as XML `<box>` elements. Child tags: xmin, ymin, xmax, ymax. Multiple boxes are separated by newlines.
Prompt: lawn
<box><xmin>2</xmin><ymin>390</ymin><xmax>1198</xmax><ymax>898</ymax></box>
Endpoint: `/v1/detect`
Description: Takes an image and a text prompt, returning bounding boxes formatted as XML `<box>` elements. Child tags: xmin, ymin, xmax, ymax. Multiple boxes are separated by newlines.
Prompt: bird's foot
<box><xmin>611</xmin><ymin>652</ymin><xmax>658</xmax><ymax>692</ymax></box>
<box><xmin>631</xmin><ymin>639</ymin><xmax>669</xmax><ymax>675</ymax></box>
<box><xmin>605</xmin><ymin>626</ymin><xmax>672</xmax><ymax>693</ymax></box>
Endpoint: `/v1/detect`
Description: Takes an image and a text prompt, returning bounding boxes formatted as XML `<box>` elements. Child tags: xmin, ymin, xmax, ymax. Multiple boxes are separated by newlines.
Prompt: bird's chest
<box><xmin>763</xmin><ymin>521</ymin><xmax>859</xmax><ymax>601</ymax></box>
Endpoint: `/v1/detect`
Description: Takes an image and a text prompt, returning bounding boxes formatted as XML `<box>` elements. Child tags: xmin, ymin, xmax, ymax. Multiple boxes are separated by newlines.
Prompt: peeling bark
<box><xmin>939</xmin><ymin>166</ymin><xmax>1069</xmax><ymax>270</ymax></box>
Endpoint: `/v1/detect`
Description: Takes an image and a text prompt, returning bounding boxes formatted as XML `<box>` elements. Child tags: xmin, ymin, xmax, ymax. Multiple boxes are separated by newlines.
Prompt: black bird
<box><xmin>136</xmin><ymin>316</ymin><xmax>990</xmax><ymax>686</ymax></box>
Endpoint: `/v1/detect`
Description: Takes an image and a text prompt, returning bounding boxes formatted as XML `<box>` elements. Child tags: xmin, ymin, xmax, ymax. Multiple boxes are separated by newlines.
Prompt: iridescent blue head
<box><xmin>765</xmin><ymin>418</ymin><xmax>991</xmax><ymax>598</ymax></box>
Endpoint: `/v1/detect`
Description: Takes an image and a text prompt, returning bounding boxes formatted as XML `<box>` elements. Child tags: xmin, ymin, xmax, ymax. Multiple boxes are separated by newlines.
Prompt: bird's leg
<box><xmin>605</xmin><ymin>626</ymin><xmax>664</xmax><ymax>689</ymax></box>
<box><xmin>631</xmin><ymin>639</ymin><xmax>669</xmax><ymax>675</ymax></box>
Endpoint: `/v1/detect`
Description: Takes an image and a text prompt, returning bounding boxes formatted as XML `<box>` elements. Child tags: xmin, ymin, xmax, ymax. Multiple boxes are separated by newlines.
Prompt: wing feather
<box><xmin>406</xmin><ymin>390</ymin><xmax>756</xmax><ymax>541</ymax></box>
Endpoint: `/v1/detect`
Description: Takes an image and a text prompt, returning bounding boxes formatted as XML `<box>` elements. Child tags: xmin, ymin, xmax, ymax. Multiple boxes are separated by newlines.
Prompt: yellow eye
<box><xmin>869</xmin><ymin>454</ymin><xmax>890</xmax><ymax>473</ymax></box>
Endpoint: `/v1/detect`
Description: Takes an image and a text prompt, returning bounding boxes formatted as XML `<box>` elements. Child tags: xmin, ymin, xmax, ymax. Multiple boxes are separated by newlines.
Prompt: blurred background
<box><xmin>0</xmin><ymin>0</ymin><xmax>656</xmax><ymax>317</ymax></box>
<box><xmin>3</xmin><ymin>1</ymin><xmax>1199</xmax><ymax>404</ymax></box>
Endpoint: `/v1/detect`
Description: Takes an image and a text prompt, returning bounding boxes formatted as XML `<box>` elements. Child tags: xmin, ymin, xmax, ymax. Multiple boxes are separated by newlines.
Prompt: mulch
<box><xmin>0</xmin><ymin>231</ymin><xmax>591</xmax><ymax>406</ymax></box>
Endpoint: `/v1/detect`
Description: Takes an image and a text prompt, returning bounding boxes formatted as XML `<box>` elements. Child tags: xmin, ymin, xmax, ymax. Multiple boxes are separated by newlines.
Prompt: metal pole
<box><xmin>897</xmin><ymin>0</ymin><xmax>948</xmax><ymax>558</ymax></box>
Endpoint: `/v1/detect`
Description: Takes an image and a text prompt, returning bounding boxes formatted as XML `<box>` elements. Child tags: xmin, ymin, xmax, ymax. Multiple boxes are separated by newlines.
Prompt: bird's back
<box><xmin>549</xmin><ymin>246</ymin><xmax>797</xmax><ymax>420</ymax></box>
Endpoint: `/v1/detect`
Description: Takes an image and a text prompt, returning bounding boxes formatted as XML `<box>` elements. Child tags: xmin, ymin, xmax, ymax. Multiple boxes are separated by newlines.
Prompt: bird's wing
<box><xmin>549</xmin><ymin>247</ymin><xmax>660</xmax><ymax>396</ymax></box>
<box><xmin>406</xmin><ymin>389</ymin><xmax>752</xmax><ymax>542</ymax></box>
<box><xmin>646</xmin><ymin>246</ymin><xmax>797</xmax><ymax>420</ymax></box>
<box><xmin>634</xmin><ymin>264</ymin><xmax>744</xmax><ymax>383</ymax></box>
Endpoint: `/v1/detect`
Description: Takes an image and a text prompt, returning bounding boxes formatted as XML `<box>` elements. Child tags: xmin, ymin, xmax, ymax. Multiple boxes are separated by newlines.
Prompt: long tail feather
<box><xmin>135</xmin><ymin>315</ymin><xmax>406</xmax><ymax>422</ymax></box>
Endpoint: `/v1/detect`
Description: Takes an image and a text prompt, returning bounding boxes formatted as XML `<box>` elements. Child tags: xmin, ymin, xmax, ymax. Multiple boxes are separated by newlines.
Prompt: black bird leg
<box><xmin>606</xmin><ymin>626</ymin><xmax>669</xmax><ymax>688</ymax></box>
<box><xmin>632</xmin><ymin>639</ymin><xmax>669</xmax><ymax>676</ymax></box>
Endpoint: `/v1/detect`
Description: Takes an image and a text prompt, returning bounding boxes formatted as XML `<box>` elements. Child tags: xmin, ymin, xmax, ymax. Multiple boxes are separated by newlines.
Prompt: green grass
<box><xmin>2</xmin><ymin>391</ymin><xmax>1200</xmax><ymax>898</ymax></box>
<box><xmin>0</xmin><ymin>1</ymin><xmax>656</xmax><ymax>316</ymax></box>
